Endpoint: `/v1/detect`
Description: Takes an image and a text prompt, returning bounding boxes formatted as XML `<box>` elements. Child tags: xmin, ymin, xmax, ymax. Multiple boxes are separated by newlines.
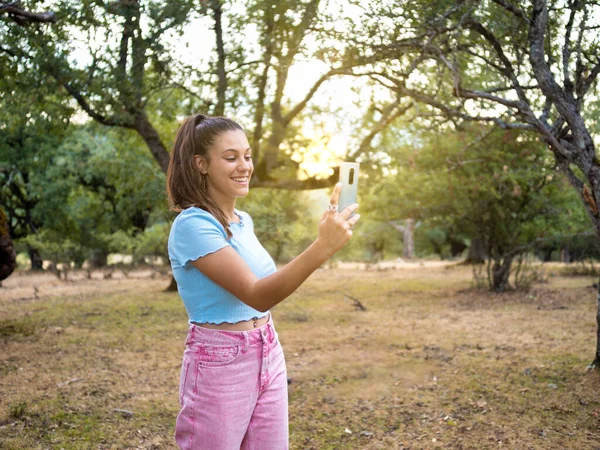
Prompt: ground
<box><xmin>1</xmin><ymin>263</ymin><xmax>599</xmax><ymax>449</ymax></box>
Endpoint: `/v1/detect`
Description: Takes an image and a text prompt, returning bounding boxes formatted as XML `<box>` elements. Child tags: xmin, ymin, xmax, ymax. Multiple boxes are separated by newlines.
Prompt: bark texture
<box><xmin>390</xmin><ymin>219</ymin><xmax>415</xmax><ymax>259</ymax></box>
<box><xmin>0</xmin><ymin>208</ymin><xmax>16</xmax><ymax>282</ymax></box>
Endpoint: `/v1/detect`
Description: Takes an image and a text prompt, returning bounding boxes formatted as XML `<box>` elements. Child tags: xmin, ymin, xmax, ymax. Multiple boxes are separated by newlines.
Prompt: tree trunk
<box><xmin>89</xmin><ymin>249</ymin><xmax>108</xmax><ymax>268</ymax></box>
<box><xmin>164</xmin><ymin>275</ymin><xmax>178</xmax><ymax>292</ymax></box>
<box><xmin>212</xmin><ymin>0</ymin><xmax>227</xmax><ymax>116</ymax></box>
<box><xmin>560</xmin><ymin>246</ymin><xmax>571</xmax><ymax>263</ymax></box>
<box><xmin>28</xmin><ymin>246</ymin><xmax>43</xmax><ymax>270</ymax></box>
<box><xmin>0</xmin><ymin>208</ymin><xmax>17</xmax><ymax>282</ymax></box>
<box><xmin>389</xmin><ymin>219</ymin><xmax>415</xmax><ymax>259</ymax></box>
<box><xmin>539</xmin><ymin>246</ymin><xmax>553</xmax><ymax>262</ymax></box>
<box><xmin>491</xmin><ymin>256</ymin><xmax>513</xmax><ymax>292</ymax></box>
<box><xmin>133</xmin><ymin>113</ymin><xmax>170</xmax><ymax>173</ymax></box>
<box><xmin>448</xmin><ymin>237</ymin><xmax>467</xmax><ymax>258</ymax></box>
<box><xmin>465</xmin><ymin>238</ymin><xmax>486</xmax><ymax>264</ymax></box>
<box><xmin>257</xmin><ymin>121</ymin><xmax>285</xmax><ymax>180</ymax></box>
<box><xmin>402</xmin><ymin>218</ymin><xmax>415</xmax><ymax>259</ymax></box>
<box><xmin>592</xmin><ymin>278</ymin><xmax>600</xmax><ymax>370</ymax></box>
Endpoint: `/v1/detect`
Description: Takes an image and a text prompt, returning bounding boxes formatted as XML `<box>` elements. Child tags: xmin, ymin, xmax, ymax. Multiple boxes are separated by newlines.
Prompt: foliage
<box><xmin>10</xmin><ymin>124</ymin><xmax>168</xmax><ymax>270</ymax></box>
<box><xmin>236</xmin><ymin>188</ymin><xmax>318</xmax><ymax>263</ymax></box>
<box><xmin>105</xmin><ymin>223</ymin><xmax>170</xmax><ymax>267</ymax></box>
<box><xmin>0</xmin><ymin>64</ymin><xmax>72</xmax><ymax>240</ymax></box>
<box><xmin>335</xmin><ymin>216</ymin><xmax>404</xmax><ymax>263</ymax></box>
<box><xmin>343</xmin><ymin>0</ymin><xmax>600</xmax><ymax>246</ymax></box>
<box><xmin>368</xmin><ymin>126</ymin><xmax>590</xmax><ymax>290</ymax></box>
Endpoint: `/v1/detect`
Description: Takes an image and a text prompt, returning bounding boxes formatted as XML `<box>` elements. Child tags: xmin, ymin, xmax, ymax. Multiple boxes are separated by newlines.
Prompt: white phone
<box><xmin>338</xmin><ymin>162</ymin><xmax>359</xmax><ymax>216</ymax></box>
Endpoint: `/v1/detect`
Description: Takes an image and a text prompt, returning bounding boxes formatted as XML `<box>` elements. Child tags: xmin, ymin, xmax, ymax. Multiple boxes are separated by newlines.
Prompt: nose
<box><xmin>238</xmin><ymin>157</ymin><xmax>252</xmax><ymax>172</ymax></box>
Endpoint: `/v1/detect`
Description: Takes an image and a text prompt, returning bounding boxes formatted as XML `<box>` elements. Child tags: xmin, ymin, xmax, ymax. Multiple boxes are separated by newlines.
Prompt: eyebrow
<box><xmin>222</xmin><ymin>148</ymin><xmax>252</xmax><ymax>153</ymax></box>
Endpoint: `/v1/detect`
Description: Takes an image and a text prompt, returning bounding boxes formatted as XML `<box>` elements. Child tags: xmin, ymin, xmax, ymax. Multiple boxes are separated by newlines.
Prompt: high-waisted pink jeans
<box><xmin>175</xmin><ymin>315</ymin><xmax>288</xmax><ymax>449</ymax></box>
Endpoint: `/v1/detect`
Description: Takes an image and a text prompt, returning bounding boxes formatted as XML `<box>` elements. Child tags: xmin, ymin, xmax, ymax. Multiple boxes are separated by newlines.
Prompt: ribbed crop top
<box><xmin>168</xmin><ymin>207</ymin><xmax>277</xmax><ymax>324</ymax></box>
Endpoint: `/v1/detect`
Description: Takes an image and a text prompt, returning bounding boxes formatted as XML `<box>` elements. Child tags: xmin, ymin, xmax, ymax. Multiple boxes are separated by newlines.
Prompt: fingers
<box><xmin>347</xmin><ymin>213</ymin><xmax>361</xmax><ymax>227</ymax></box>
<box><xmin>329</xmin><ymin>182</ymin><xmax>342</xmax><ymax>207</ymax></box>
<box><xmin>339</xmin><ymin>203</ymin><xmax>359</xmax><ymax>220</ymax></box>
<box><xmin>319</xmin><ymin>210</ymin><xmax>328</xmax><ymax>223</ymax></box>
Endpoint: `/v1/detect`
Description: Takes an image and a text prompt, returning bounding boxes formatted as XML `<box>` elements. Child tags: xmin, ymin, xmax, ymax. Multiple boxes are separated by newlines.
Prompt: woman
<box><xmin>166</xmin><ymin>114</ymin><xmax>360</xmax><ymax>450</ymax></box>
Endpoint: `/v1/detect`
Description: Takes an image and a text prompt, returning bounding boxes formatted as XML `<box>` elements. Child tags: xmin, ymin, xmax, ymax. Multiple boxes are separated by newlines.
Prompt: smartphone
<box><xmin>338</xmin><ymin>162</ymin><xmax>359</xmax><ymax>216</ymax></box>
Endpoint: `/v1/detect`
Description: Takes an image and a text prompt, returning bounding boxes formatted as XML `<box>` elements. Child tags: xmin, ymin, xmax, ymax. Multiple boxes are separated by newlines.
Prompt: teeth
<box><xmin>232</xmin><ymin>177</ymin><xmax>248</xmax><ymax>182</ymax></box>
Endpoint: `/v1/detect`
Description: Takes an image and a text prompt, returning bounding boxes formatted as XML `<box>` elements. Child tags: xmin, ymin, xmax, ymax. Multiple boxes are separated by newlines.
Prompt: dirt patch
<box><xmin>1</xmin><ymin>265</ymin><xmax>599</xmax><ymax>449</ymax></box>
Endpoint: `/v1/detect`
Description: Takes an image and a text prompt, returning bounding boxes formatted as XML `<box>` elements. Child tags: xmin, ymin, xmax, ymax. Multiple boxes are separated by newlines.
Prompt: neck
<box><xmin>208</xmin><ymin>190</ymin><xmax>237</xmax><ymax>222</ymax></box>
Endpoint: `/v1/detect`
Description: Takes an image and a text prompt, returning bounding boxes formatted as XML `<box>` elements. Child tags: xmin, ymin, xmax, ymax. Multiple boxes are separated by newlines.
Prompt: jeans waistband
<box><xmin>185</xmin><ymin>314</ymin><xmax>276</xmax><ymax>347</ymax></box>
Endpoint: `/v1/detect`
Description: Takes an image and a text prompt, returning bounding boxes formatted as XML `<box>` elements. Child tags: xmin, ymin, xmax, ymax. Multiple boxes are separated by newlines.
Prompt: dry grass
<box><xmin>1</xmin><ymin>264</ymin><xmax>599</xmax><ymax>449</ymax></box>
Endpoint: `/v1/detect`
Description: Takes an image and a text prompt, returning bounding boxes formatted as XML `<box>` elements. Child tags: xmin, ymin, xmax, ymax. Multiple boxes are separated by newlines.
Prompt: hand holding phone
<box><xmin>318</xmin><ymin>180</ymin><xmax>360</xmax><ymax>257</ymax></box>
<box><xmin>338</xmin><ymin>162</ymin><xmax>359</xmax><ymax>217</ymax></box>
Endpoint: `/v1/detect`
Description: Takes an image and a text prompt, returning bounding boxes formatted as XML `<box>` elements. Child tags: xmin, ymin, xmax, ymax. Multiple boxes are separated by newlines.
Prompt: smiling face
<box><xmin>194</xmin><ymin>129</ymin><xmax>253</xmax><ymax>204</ymax></box>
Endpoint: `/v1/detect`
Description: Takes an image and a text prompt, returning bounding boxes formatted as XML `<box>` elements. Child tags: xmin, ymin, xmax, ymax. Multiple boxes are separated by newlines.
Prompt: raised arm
<box><xmin>191</xmin><ymin>183</ymin><xmax>360</xmax><ymax>312</ymax></box>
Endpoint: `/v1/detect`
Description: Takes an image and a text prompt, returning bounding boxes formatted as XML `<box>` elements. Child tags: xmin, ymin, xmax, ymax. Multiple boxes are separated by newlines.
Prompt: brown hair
<box><xmin>166</xmin><ymin>114</ymin><xmax>244</xmax><ymax>239</ymax></box>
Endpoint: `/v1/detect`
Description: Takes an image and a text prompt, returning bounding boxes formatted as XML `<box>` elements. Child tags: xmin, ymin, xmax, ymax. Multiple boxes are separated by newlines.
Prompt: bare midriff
<box><xmin>191</xmin><ymin>313</ymin><xmax>270</xmax><ymax>331</ymax></box>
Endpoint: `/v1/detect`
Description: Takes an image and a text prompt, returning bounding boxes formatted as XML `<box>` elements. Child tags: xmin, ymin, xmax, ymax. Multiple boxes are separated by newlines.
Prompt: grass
<box><xmin>1</xmin><ymin>265</ymin><xmax>599</xmax><ymax>449</ymax></box>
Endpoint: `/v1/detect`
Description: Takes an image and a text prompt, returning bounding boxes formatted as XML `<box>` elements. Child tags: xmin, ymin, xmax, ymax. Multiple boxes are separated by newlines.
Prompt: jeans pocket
<box><xmin>179</xmin><ymin>357</ymin><xmax>190</xmax><ymax>408</ymax></box>
<box><xmin>196</xmin><ymin>344</ymin><xmax>241</xmax><ymax>368</ymax></box>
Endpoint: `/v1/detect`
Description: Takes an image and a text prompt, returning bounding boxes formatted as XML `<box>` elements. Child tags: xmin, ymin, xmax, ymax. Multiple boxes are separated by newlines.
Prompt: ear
<box><xmin>194</xmin><ymin>155</ymin><xmax>208</xmax><ymax>174</ymax></box>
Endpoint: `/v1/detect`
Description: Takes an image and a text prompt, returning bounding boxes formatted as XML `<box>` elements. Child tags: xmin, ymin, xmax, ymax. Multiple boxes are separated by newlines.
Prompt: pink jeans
<box><xmin>175</xmin><ymin>315</ymin><xmax>288</xmax><ymax>449</ymax></box>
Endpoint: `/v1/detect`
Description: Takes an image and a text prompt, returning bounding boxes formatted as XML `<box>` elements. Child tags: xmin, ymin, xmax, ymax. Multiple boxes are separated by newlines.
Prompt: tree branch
<box><xmin>463</xmin><ymin>18</ymin><xmax>530</xmax><ymax>105</ymax></box>
<box><xmin>483</xmin><ymin>85</ymin><xmax>539</xmax><ymax>93</ymax></box>
<box><xmin>574</xmin><ymin>2</ymin><xmax>589</xmax><ymax>103</ymax></box>
<box><xmin>529</xmin><ymin>0</ymin><xmax>592</xmax><ymax>152</ymax></box>
<box><xmin>580</xmin><ymin>58</ymin><xmax>600</xmax><ymax>99</ymax></box>
<box><xmin>117</xmin><ymin>4</ymin><xmax>134</xmax><ymax>86</ymax></box>
<box><xmin>562</xmin><ymin>0</ymin><xmax>578</xmax><ymax>101</ymax></box>
<box><xmin>61</xmin><ymin>81</ymin><xmax>129</xmax><ymax>127</ymax></box>
<box><xmin>491</xmin><ymin>0</ymin><xmax>530</xmax><ymax>22</ymax></box>
<box><xmin>211</xmin><ymin>0</ymin><xmax>226</xmax><ymax>116</ymax></box>
<box><xmin>347</xmin><ymin>101</ymin><xmax>413</xmax><ymax>161</ymax></box>
<box><xmin>251</xmin><ymin>8</ymin><xmax>275</xmax><ymax>164</ymax></box>
<box><xmin>284</xmin><ymin>69</ymin><xmax>343</xmax><ymax>126</ymax></box>
<box><xmin>251</xmin><ymin>170</ymin><xmax>339</xmax><ymax>190</ymax></box>
<box><xmin>0</xmin><ymin>1</ymin><xmax>56</xmax><ymax>24</ymax></box>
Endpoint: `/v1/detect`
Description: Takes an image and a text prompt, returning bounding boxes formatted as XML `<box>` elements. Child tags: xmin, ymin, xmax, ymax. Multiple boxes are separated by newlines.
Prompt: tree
<box><xmin>0</xmin><ymin>207</ymin><xmax>16</xmax><ymax>284</ymax></box>
<box><xmin>0</xmin><ymin>60</ymin><xmax>72</xmax><ymax>269</ymax></box>
<box><xmin>236</xmin><ymin>188</ymin><xmax>317</xmax><ymax>263</ymax></box>
<box><xmin>389</xmin><ymin>219</ymin><xmax>416</xmax><ymax>259</ymax></box>
<box><xmin>369</xmin><ymin>126</ymin><xmax>589</xmax><ymax>291</ymax></box>
<box><xmin>3</xmin><ymin>1</ymin><xmax>409</xmax><ymax>186</ymax></box>
<box><xmin>342</xmin><ymin>0</ymin><xmax>600</xmax><ymax>366</ymax></box>
<box><xmin>23</xmin><ymin>125</ymin><xmax>168</xmax><ymax>269</ymax></box>
<box><xmin>0</xmin><ymin>0</ymin><xmax>62</xmax><ymax>276</ymax></box>
<box><xmin>1</xmin><ymin>0</ymin><xmax>199</xmax><ymax>173</ymax></box>
<box><xmin>2</xmin><ymin>0</ymin><xmax>415</xmax><ymax>291</ymax></box>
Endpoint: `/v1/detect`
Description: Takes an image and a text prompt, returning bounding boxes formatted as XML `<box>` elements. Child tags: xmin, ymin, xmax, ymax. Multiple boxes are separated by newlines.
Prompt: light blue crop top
<box><xmin>168</xmin><ymin>207</ymin><xmax>277</xmax><ymax>324</ymax></box>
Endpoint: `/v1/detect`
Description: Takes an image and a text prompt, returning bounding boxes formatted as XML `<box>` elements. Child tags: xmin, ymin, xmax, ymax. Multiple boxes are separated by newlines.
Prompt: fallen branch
<box><xmin>343</xmin><ymin>293</ymin><xmax>367</xmax><ymax>311</ymax></box>
<box><xmin>57</xmin><ymin>377</ymin><xmax>83</xmax><ymax>387</ymax></box>
<box><xmin>113</xmin><ymin>409</ymin><xmax>134</xmax><ymax>418</ymax></box>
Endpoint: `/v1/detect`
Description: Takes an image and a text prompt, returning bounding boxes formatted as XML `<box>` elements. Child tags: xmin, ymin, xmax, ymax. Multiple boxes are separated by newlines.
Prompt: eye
<box><xmin>245</xmin><ymin>155</ymin><xmax>252</xmax><ymax>161</ymax></box>
<box><xmin>226</xmin><ymin>157</ymin><xmax>236</xmax><ymax>161</ymax></box>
